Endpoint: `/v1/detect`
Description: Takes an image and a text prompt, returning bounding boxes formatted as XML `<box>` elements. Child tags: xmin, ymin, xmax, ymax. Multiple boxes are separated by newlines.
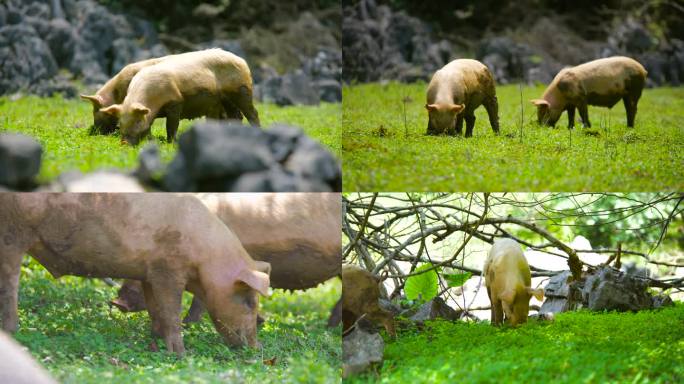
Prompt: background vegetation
<box><xmin>15</xmin><ymin>258</ymin><xmax>341</xmax><ymax>383</ymax></box>
<box><xmin>342</xmin><ymin>84</ymin><xmax>684</xmax><ymax>191</ymax></box>
<box><xmin>346</xmin><ymin>304</ymin><xmax>684</xmax><ymax>383</ymax></box>
<box><xmin>0</xmin><ymin>95</ymin><xmax>340</xmax><ymax>183</ymax></box>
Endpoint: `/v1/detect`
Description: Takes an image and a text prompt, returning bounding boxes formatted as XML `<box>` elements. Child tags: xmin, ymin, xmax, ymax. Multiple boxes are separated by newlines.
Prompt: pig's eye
<box><xmin>242</xmin><ymin>293</ymin><xmax>256</xmax><ymax>310</ymax></box>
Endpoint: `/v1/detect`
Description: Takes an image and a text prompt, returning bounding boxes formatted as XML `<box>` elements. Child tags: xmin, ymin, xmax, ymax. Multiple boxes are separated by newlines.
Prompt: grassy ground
<box><xmin>13</xmin><ymin>258</ymin><xmax>341</xmax><ymax>383</ymax></box>
<box><xmin>347</xmin><ymin>304</ymin><xmax>684</xmax><ymax>383</ymax></box>
<box><xmin>0</xmin><ymin>95</ymin><xmax>340</xmax><ymax>183</ymax></box>
<box><xmin>342</xmin><ymin>83</ymin><xmax>684</xmax><ymax>191</ymax></box>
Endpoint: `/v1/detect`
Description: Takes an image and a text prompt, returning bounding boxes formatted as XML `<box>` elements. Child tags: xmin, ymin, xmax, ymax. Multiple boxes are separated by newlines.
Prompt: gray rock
<box><xmin>315</xmin><ymin>79</ymin><xmax>342</xmax><ymax>103</ymax></box>
<box><xmin>261</xmin><ymin>70</ymin><xmax>320</xmax><ymax>106</ymax></box>
<box><xmin>228</xmin><ymin>168</ymin><xmax>299</xmax><ymax>192</ymax></box>
<box><xmin>651</xmin><ymin>294</ymin><xmax>674</xmax><ymax>309</ymax></box>
<box><xmin>265</xmin><ymin>124</ymin><xmax>304</xmax><ymax>162</ymax></box>
<box><xmin>0</xmin><ymin>24</ymin><xmax>58</xmax><ymax>94</ymax></box>
<box><xmin>285</xmin><ymin>137</ymin><xmax>341</xmax><ymax>191</ymax></box>
<box><xmin>0</xmin><ymin>133</ymin><xmax>42</xmax><ymax>189</ymax></box>
<box><xmin>342</xmin><ymin>328</ymin><xmax>384</xmax><ymax>378</ymax></box>
<box><xmin>42</xmin><ymin>18</ymin><xmax>76</xmax><ymax>67</ymax></box>
<box><xmin>410</xmin><ymin>297</ymin><xmax>459</xmax><ymax>322</ymax></box>
<box><xmin>582</xmin><ymin>267</ymin><xmax>653</xmax><ymax>311</ymax></box>
<box><xmin>134</xmin><ymin>143</ymin><xmax>164</xmax><ymax>186</ymax></box>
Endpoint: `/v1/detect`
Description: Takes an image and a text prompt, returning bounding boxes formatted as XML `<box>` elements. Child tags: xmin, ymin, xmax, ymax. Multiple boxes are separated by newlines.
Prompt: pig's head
<box><xmin>531</xmin><ymin>99</ymin><xmax>562</xmax><ymax>127</ymax></box>
<box><xmin>99</xmin><ymin>103</ymin><xmax>151</xmax><ymax>145</ymax></box>
<box><xmin>81</xmin><ymin>94</ymin><xmax>118</xmax><ymax>134</ymax></box>
<box><xmin>111</xmin><ymin>280</ymin><xmax>147</xmax><ymax>312</ymax></box>
<box><xmin>500</xmin><ymin>286</ymin><xmax>544</xmax><ymax>327</ymax></box>
<box><xmin>207</xmin><ymin>261</ymin><xmax>271</xmax><ymax>348</ymax></box>
<box><xmin>425</xmin><ymin>103</ymin><xmax>465</xmax><ymax>134</ymax></box>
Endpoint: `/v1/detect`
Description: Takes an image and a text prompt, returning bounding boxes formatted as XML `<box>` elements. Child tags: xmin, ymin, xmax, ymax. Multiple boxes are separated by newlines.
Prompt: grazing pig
<box><xmin>484</xmin><ymin>238</ymin><xmax>544</xmax><ymax>327</ymax></box>
<box><xmin>0</xmin><ymin>193</ymin><xmax>270</xmax><ymax>356</ymax></box>
<box><xmin>99</xmin><ymin>49</ymin><xmax>259</xmax><ymax>145</ymax></box>
<box><xmin>0</xmin><ymin>331</ymin><xmax>56</xmax><ymax>384</ymax></box>
<box><xmin>112</xmin><ymin>193</ymin><xmax>342</xmax><ymax>323</ymax></box>
<box><xmin>426</xmin><ymin>59</ymin><xmax>499</xmax><ymax>137</ymax></box>
<box><xmin>81</xmin><ymin>57</ymin><xmax>166</xmax><ymax>134</ymax></box>
<box><xmin>342</xmin><ymin>265</ymin><xmax>395</xmax><ymax>337</ymax></box>
<box><xmin>531</xmin><ymin>56</ymin><xmax>647</xmax><ymax>128</ymax></box>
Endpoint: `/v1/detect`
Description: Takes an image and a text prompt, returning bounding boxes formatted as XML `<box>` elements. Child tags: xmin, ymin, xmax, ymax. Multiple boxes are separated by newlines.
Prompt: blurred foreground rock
<box><xmin>161</xmin><ymin>121</ymin><xmax>341</xmax><ymax>192</ymax></box>
<box><xmin>0</xmin><ymin>133</ymin><xmax>42</xmax><ymax>189</ymax></box>
<box><xmin>540</xmin><ymin>267</ymin><xmax>674</xmax><ymax>314</ymax></box>
<box><xmin>343</xmin><ymin>328</ymin><xmax>384</xmax><ymax>379</ymax></box>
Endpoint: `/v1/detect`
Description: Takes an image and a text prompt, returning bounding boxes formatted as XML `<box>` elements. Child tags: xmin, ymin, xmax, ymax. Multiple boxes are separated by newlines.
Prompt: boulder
<box><xmin>260</xmin><ymin>70</ymin><xmax>320</xmax><ymax>106</ymax></box>
<box><xmin>0</xmin><ymin>24</ymin><xmax>58</xmax><ymax>94</ymax></box>
<box><xmin>0</xmin><ymin>133</ymin><xmax>42</xmax><ymax>189</ymax></box>
<box><xmin>343</xmin><ymin>328</ymin><xmax>384</xmax><ymax>378</ymax></box>
<box><xmin>409</xmin><ymin>297</ymin><xmax>459</xmax><ymax>322</ymax></box>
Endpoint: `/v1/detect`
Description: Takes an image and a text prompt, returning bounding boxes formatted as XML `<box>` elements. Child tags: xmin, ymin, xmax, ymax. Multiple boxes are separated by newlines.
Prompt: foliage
<box><xmin>14</xmin><ymin>258</ymin><xmax>341</xmax><ymax>383</ymax></box>
<box><xmin>403</xmin><ymin>264</ymin><xmax>438</xmax><ymax>303</ymax></box>
<box><xmin>443</xmin><ymin>272</ymin><xmax>472</xmax><ymax>288</ymax></box>
<box><xmin>0</xmin><ymin>95</ymin><xmax>340</xmax><ymax>183</ymax></box>
<box><xmin>347</xmin><ymin>304</ymin><xmax>684</xmax><ymax>383</ymax></box>
<box><xmin>342</xmin><ymin>83</ymin><xmax>684</xmax><ymax>191</ymax></box>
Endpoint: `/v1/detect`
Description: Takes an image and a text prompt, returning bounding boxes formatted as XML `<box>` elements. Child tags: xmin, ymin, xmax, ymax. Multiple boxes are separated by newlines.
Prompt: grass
<box><xmin>342</xmin><ymin>83</ymin><xmax>684</xmax><ymax>191</ymax></box>
<box><xmin>13</xmin><ymin>258</ymin><xmax>341</xmax><ymax>383</ymax></box>
<box><xmin>347</xmin><ymin>304</ymin><xmax>684</xmax><ymax>383</ymax></box>
<box><xmin>0</xmin><ymin>95</ymin><xmax>341</xmax><ymax>183</ymax></box>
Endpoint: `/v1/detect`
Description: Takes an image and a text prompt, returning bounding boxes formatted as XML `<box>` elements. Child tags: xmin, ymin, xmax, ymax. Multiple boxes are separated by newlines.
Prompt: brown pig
<box><xmin>426</xmin><ymin>59</ymin><xmax>500</xmax><ymax>137</ymax></box>
<box><xmin>99</xmin><ymin>49</ymin><xmax>260</xmax><ymax>145</ymax></box>
<box><xmin>80</xmin><ymin>57</ymin><xmax>166</xmax><ymax>134</ymax></box>
<box><xmin>112</xmin><ymin>193</ymin><xmax>342</xmax><ymax>323</ymax></box>
<box><xmin>0</xmin><ymin>193</ymin><xmax>270</xmax><ymax>356</ymax></box>
<box><xmin>531</xmin><ymin>56</ymin><xmax>647</xmax><ymax>128</ymax></box>
<box><xmin>342</xmin><ymin>264</ymin><xmax>395</xmax><ymax>337</ymax></box>
<box><xmin>484</xmin><ymin>238</ymin><xmax>544</xmax><ymax>327</ymax></box>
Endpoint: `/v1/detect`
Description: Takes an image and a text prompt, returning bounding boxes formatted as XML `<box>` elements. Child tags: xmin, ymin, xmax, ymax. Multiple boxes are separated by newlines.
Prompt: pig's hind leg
<box><xmin>235</xmin><ymin>86</ymin><xmax>261</xmax><ymax>127</ymax></box>
<box><xmin>483</xmin><ymin>96</ymin><xmax>500</xmax><ymax>135</ymax></box>
<box><xmin>566</xmin><ymin>106</ymin><xmax>576</xmax><ymax>129</ymax></box>
<box><xmin>464</xmin><ymin>114</ymin><xmax>476</xmax><ymax>138</ymax></box>
<box><xmin>164</xmin><ymin>104</ymin><xmax>182</xmax><ymax>143</ymax></box>
<box><xmin>578</xmin><ymin>103</ymin><xmax>591</xmax><ymax>128</ymax></box>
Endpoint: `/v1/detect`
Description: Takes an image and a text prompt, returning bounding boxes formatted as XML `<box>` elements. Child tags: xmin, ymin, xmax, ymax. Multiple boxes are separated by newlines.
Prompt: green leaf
<box><xmin>404</xmin><ymin>264</ymin><xmax>439</xmax><ymax>303</ymax></box>
<box><xmin>443</xmin><ymin>272</ymin><xmax>472</xmax><ymax>288</ymax></box>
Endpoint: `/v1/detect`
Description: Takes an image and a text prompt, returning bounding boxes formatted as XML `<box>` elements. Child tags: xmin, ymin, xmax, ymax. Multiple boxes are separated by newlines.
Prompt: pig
<box><xmin>0</xmin><ymin>193</ymin><xmax>271</xmax><ymax>356</ymax></box>
<box><xmin>0</xmin><ymin>331</ymin><xmax>57</xmax><ymax>384</ymax></box>
<box><xmin>426</xmin><ymin>59</ymin><xmax>500</xmax><ymax>137</ymax></box>
<box><xmin>484</xmin><ymin>238</ymin><xmax>544</xmax><ymax>327</ymax></box>
<box><xmin>342</xmin><ymin>264</ymin><xmax>395</xmax><ymax>337</ymax></box>
<box><xmin>531</xmin><ymin>56</ymin><xmax>647</xmax><ymax>128</ymax></box>
<box><xmin>99</xmin><ymin>49</ymin><xmax>260</xmax><ymax>145</ymax></box>
<box><xmin>80</xmin><ymin>57</ymin><xmax>166</xmax><ymax>135</ymax></box>
<box><xmin>111</xmin><ymin>193</ymin><xmax>342</xmax><ymax>324</ymax></box>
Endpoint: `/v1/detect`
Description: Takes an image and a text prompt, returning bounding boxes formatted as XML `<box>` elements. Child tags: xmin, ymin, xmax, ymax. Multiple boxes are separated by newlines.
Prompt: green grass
<box><xmin>342</xmin><ymin>83</ymin><xmax>684</xmax><ymax>191</ymax></box>
<box><xmin>14</xmin><ymin>258</ymin><xmax>341</xmax><ymax>383</ymax></box>
<box><xmin>347</xmin><ymin>304</ymin><xmax>684</xmax><ymax>383</ymax></box>
<box><xmin>0</xmin><ymin>95</ymin><xmax>340</xmax><ymax>183</ymax></box>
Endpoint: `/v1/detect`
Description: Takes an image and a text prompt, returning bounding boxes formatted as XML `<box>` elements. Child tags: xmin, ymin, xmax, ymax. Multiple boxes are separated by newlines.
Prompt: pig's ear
<box><xmin>450</xmin><ymin>104</ymin><xmax>465</xmax><ymax>114</ymax></box>
<box><xmin>81</xmin><ymin>94</ymin><xmax>103</xmax><ymax>108</ymax></box>
<box><xmin>530</xmin><ymin>99</ymin><xmax>550</xmax><ymax>107</ymax></box>
<box><xmin>237</xmin><ymin>268</ymin><xmax>270</xmax><ymax>297</ymax></box>
<box><xmin>99</xmin><ymin>104</ymin><xmax>122</xmax><ymax>117</ymax></box>
<box><xmin>254</xmin><ymin>261</ymin><xmax>271</xmax><ymax>277</ymax></box>
<box><xmin>131</xmin><ymin>103</ymin><xmax>150</xmax><ymax>117</ymax></box>
<box><xmin>527</xmin><ymin>287</ymin><xmax>544</xmax><ymax>301</ymax></box>
<box><xmin>425</xmin><ymin>103</ymin><xmax>438</xmax><ymax>112</ymax></box>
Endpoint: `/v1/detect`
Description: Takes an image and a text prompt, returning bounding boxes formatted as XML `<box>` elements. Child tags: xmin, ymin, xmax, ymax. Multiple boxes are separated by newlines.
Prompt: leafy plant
<box><xmin>404</xmin><ymin>264</ymin><xmax>439</xmax><ymax>302</ymax></box>
<box><xmin>442</xmin><ymin>271</ymin><xmax>472</xmax><ymax>288</ymax></box>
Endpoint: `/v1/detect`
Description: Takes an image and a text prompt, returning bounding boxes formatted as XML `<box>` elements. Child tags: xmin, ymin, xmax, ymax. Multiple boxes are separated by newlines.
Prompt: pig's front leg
<box><xmin>455</xmin><ymin>115</ymin><xmax>464</xmax><ymax>136</ymax></box>
<box><xmin>235</xmin><ymin>85</ymin><xmax>261</xmax><ymax>127</ymax></box>
<box><xmin>182</xmin><ymin>297</ymin><xmax>205</xmax><ymax>324</ymax></box>
<box><xmin>0</xmin><ymin>251</ymin><xmax>24</xmax><ymax>333</ymax></box>
<box><xmin>142</xmin><ymin>277</ymin><xmax>185</xmax><ymax>356</ymax></box>
<box><xmin>164</xmin><ymin>104</ymin><xmax>182</xmax><ymax>143</ymax></box>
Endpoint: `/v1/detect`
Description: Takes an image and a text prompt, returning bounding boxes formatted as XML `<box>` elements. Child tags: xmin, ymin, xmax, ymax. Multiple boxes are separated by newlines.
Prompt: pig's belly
<box><xmin>586</xmin><ymin>91</ymin><xmax>624</xmax><ymax>108</ymax></box>
<box><xmin>27</xmin><ymin>242</ymin><xmax>145</xmax><ymax>280</ymax></box>
<box><xmin>180</xmin><ymin>91</ymin><xmax>224</xmax><ymax>119</ymax></box>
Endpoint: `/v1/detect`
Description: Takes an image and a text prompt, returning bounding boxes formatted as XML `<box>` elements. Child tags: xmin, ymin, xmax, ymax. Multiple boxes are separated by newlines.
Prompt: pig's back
<box><xmin>562</xmin><ymin>56</ymin><xmax>647</xmax><ymax>95</ymax></box>
<box><xmin>428</xmin><ymin>59</ymin><xmax>495</xmax><ymax>104</ymax></box>
<box><xmin>485</xmin><ymin>238</ymin><xmax>531</xmax><ymax>286</ymax></box>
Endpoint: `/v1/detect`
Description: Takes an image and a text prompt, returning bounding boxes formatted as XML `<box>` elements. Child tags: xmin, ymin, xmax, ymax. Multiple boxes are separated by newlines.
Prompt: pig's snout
<box><xmin>121</xmin><ymin>136</ymin><xmax>139</xmax><ymax>146</ymax></box>
<box><xmin>110</xmin><ymin>298</ymin><xmax>132</xmax><ymax>312</ymax></box>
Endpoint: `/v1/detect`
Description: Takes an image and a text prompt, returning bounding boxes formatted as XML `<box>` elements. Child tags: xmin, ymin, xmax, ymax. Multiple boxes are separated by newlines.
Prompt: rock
<box><xmin>0</xmin><ymin>24</ymin><xmax>58</xmax><ymax>94</ymax></box>
<box><xmin>582</xmin><ymin>267</ymin><xmax>653</xmax><ymax>311</ymax></box>
<box><xmin>315</xmin><ymin>79</ymin><xmax>342</xmax><ymax>103</ymax></box>
<box><xmin>162</xmin><ymin>120</ymin><xmax>340</xmax><ymax>192</ymax></box>
<box><xmin>0</xmin><ymin>133</ymin><xmax>42</xmax><ymax>189</ymax></box>
<box><xmin>197</xmin><ymin>39</ymin><xmax>246</xmax><ymax>60</ymax></box>
<box><xmin>133</xmin><ymin>144</ymin><xmax>164</xmax><ymax>186</ymax></box>
<box><xmin>285</xmin><ymin>137</ymin><xmax>341</xmax><ymax>191</ymax></box>
<box><xmin>410</xmin><ymin>297</ymin><xmax>459</xmax><ymax>322</ymax></box>
<box><xmin>41</xmin><ymin>18</ymin><xmax>76</xmax><ymax>67</ymax></box>
<box><xmin>539</xmin><ymin>271</ymin><xmax>583</xmax><ymax>314</ymax></box>
<box><xmin>52</xmin><ymin>170</ymin><xmax>145</xmax><ymax>192</ymax></box>
<box><xmin>651</xmin><ymin>294</ymin><xmax>674</xmax><ymax>309</ymax></box>
<box><xmin>342</xmin><ymin>328</ymin><xmax>384</xmax><ymax>378</ymax></box>
<box><xmin>111</xmin><ymin>38</ymin><xmax>142</xmax><ymax>74</ymax></box>
<box><xmin>261</xmin><ymin>70</ymin><xmax>320</xmax><ymax>106</ymax></box>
